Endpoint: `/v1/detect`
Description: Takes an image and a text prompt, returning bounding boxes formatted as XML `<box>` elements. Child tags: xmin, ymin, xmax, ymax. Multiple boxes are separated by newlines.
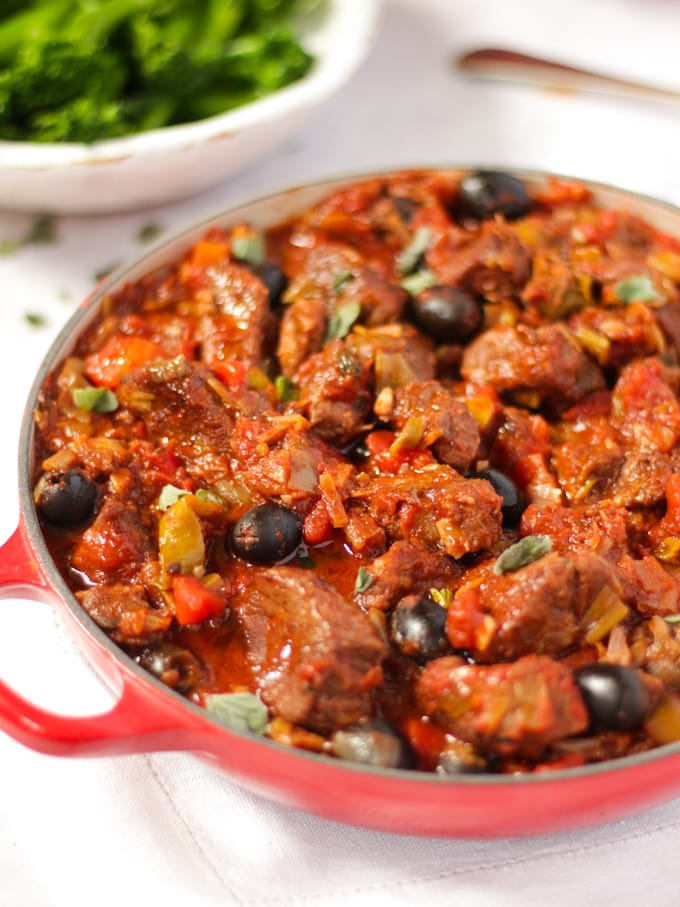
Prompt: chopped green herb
<box><xmin>354</xmin><ymin>566</ymin><xmax>373</xmax><ymax>594</ymax></box>
<box><xmin>325</xmin><ymin>300</ymin><xmax>361</xmax><ymax>343</ymax></box>
<box><xmin>57</xmin><ymin>289</ymin><xmax>72</xmax><ymax>303</ymax></box>
<box><xmin>72</xmin><ymin>387</ymin><xmax>119</xmax><ymax>413</ymax></box>
<box><xmin>400</xmin><ymin>268</ymin><xmax>437</xmax><ymax>297</ymax></box>
<box><xmin>195</xmin><ymin>488</ymin><xmax>225</xmax><ymax>506</ymax></box>
<box><xmin>158</xmin><ymin>484</ymin><xmax>190</xmax><ymax>510</ymax></box>
<box><xmin>0</xmin><ymin>239</ymin><xmax>19</xmax><ymax>256</ymax></box>
<box><xmin>296</xmin><ymin>551</ymin><xmax>316</xmax><ymax>568</ymax></box>
<box><xmin>24</xmin><ymin>215</ymin><xmax>56</xmax><ymax>245</ymax></box>
<box><xmin>332</xmin><ymin>271</ymin><xmax>354</xmax><ymax>295</ymax></box>
<box><xmin>24</xmin><ymin>311</ymin><xmax>47</xmax><ymax>327</ymax></box>
<box><xmin>397</xmin><ymin>227</ymin><xmax>433</xmax><ymax>276</ymax></box>
<box><xmin>613</xmin><ymin>275</ymin><xmax>658</xmax><ymax>303</ymax></box>
<box><xmin>429</xmin><ymin>587</ymin><xmax>452</xmax><ymax>608</ymax></box>
<box><xmin>137</xmin><ymin>222</ymin><xmax>164</xmax><ymax>244</ymax></box>
<box><xmin>205</xmin><ymin>691</ymin><xmax>268</xmax><ymax>735</ymax></box>
<box><xmin>275</xmin><ymin>374</ymin><xmax>299</xmax><ymax>402</ymax></box>
<box><xmin>493</xmin><ymin>535</ymin><xmax>553</xmax><ymax>576</ymax></box>
<box><xmin>94</xmin><ymin>263</ymin><xmax>119</xmax><ymax>282</ymax></box>
<box><xmin>0</xmin><ymin>214</ymin><xmax>57</xmax><ymax>256</ymax></box>
<box><xmin>231</xmin><ymin>234</ymin><xmax>266</xmax><ymax>267</ymax></box>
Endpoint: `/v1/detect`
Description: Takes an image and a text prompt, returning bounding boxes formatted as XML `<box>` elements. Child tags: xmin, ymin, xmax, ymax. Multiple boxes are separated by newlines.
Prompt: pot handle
<box><xmin>0</xmin><ymin>524</ymin><xmax>206</xmax><ymax>757</ymax></box>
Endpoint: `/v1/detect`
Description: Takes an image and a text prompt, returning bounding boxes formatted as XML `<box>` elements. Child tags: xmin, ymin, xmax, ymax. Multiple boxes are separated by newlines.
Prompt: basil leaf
<box><xmin>332</xmin><ymin>271</ymin><xmax>354</xmax><ymax>295</ymax></box>
<box><xmin>72</xmin><ymin>387</ymin><xmax>119</xmax><ymax>413</ymax></box>
<box><xmin>613</xmin><ymin>275</ymin><xmax>658</xmax><ymax>303</ymax></box>
<box><xmin>354</xmin><ymin>566</ymin><xmax>373</xmax><ymax>594</ymax></box>
<box><xmin>196</xmin><ymin>488</ymin><xmax>225</xmax><ymax>505</ymax></box>
<box><xmin>397</xmin><ymin>227</ymin><xmax>432</xmax><ymax>276</ymax></box>
<box><xmin>206</xmin><ymin>691</ymin><xmax>269</xmax><ymax>735</ymax></box>
<box><xmin>158</xmin><ymin>484</ymin><xmax>189</xmax><ymax>510</ymax></box>
<box><xmin>231</xmin><ymin>234</ymin><xmax>266</xmax><ymax>267</ymax></box>
<box><xmin>400</xmin><ymin>268</ymin><xmax>437</xmax><ymax>297</ymax></box>
<box><xmin>275</xmin><ymin>374</ymin><xmax>299</xmax><ymax>402</ymax></box>
<box><xmin>24</xmin><ymin>312</ymin><xmax>47</xmax><ymax>327</ymax></box>
<box><xmin>493</xmin><ymin>535</ymin><xmax>553</xmax><ymax>576</ymax></box>
<box><xmin>137</xmin><ymin>222</ymin><xmax>164</xmax><ymax>244</ymax></box>
<box><xmin>296</xmin><ymin>551</ymin><xmax>316</xmax><ymax>568</ymax></box>
<box><xmin>326</xmin><ymin>300</ymin><xmax>361</xmax><ymax>342</ymax></box>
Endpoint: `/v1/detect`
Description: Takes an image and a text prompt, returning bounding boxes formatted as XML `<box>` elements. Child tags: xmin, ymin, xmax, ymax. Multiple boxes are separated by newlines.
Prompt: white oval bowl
<box><xmin>0</xmin><ymin>0</ymin><xmax>384</xmax><ymax>214</ymax></box>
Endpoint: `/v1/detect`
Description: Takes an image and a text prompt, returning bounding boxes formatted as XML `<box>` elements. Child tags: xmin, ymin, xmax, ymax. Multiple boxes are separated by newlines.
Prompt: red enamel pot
<box><xmin>3</xmin><ymin>170</ymin><xmax>680</xmax><ymax>839</ymax></box>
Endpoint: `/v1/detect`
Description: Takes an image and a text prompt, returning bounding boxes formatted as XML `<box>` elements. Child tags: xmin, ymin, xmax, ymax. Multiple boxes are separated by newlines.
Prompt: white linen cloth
<box><xmin>3</xmin><ymin>0</ymin><xmax>680</xmax><ymax>903</ymax></box>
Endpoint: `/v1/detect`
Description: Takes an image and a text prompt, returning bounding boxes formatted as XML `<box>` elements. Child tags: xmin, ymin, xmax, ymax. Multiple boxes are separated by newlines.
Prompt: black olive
<box><xmin>390</xmin><ymin>594</ymin><xmax>449</xmax><ymax>662</ymax></box>
<box><xmin>331</xmin><ymin>719</ymin><xmax>412</xmax><ymax>769</ymax></box>
<box><xmin>409</xmin><ymin>284</ymin><xmax>482</xmax><ymax>342</ymax></box>
<box><xmin>258</xmin><ymin>262</ymin><xmax>288</xmax><ymax>307</ymax></box>
<box><xmin>574</xmin><ymin>663</ymin><xmax>651</xmax><ymax>732</ymax></box>
<box><xmin>455</xmin><ymin>170</ymin><xmax>531</xmax><ymax>222</ymax></box>
<box><xmin>476</xmin><ymin>468</ymin><xmax>527</xmax><ymax>529</ymax></box>
<box><xmin>35</xmin><ymin>469</ymin><xmax>98</xmax><ymax>526</ymax></box>
<box><xmin>138</xmin><ymin>643</ymin><xmax>203</xmax><ymax>694</ymax></box>
<box><xmin>231</xmin><ymin>502</ymin><xmax>303</xmax><ymax>565</ymax></box>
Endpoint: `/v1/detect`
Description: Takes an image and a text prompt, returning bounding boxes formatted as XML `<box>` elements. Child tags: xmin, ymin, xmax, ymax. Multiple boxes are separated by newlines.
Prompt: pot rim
<box><xmin>18</xmin><ymin>165</ymin><xmax>680</xmax><ymax>790</ymax></box>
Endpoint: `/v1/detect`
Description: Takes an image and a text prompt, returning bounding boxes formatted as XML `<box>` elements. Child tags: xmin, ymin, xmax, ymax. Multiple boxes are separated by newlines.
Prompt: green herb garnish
<box><xmin>354</xmin><ymin>566</ymin><xmax>373</xmax><ymax>594</ymax></box>
<box><xmin>613</xmin><ymin>275</ymin><xmax>658</xmax><ymax>304</ymax></box>
<box><xmin>325</xmin><ymin>300</ymin><xmax>361</xmax><ymax>342</ymax></box>
<box><xmin>205</xmin><ymin>691</ymin><xmax>269</xmax><ymax>735</ymax></box>
<box><xmin>275</xmin><ymin>374</ymin><xmax>299</xmax><ymax>402</ymax></box>
<box><xmin>493</xmin><ymin>535</ymin><xmax>553</xmax><ymax>576</ymax></box>
<box><xmin>429</xmin><ymin>587</ymin><xmax>452</xmax><ymax>608</ymax></box>
<box><xmin>400</xmin><ymin>268</ymin><xmax>437</xmax><ymax>297</ymax></box>
<box><xmin>157</xmin><ymin>484</ymin><xmax>189</xmax><ymax>510</ymax></box>
<box><xmin>137</xmin><ymin>222</ymin><xmax>164</xmax><ymax>244</ymax></box>
<box><xmin>231</xmin><ymin>234</ymin><xmax>266</xmax><ymax>267</ymax></box>
<box><xmin>196</xmin><ymin>488</ymin><xmax>224</xmax><ymax>506</ymax></box>
<box><xmin>24</xmin><ymin>215</ymin><xmax>56</xmax><ymax>245</ymax></box>
<box><xmin>332</xmin><ymin>271</ymin><xmax>354</xmax><ymax>295</ymax></box>
<box><xmin>397</xmin><ymin>227</ymin><xmax>432</xmax><ymax>276</ymax></box>
<box><xmin>24</xmin><ymin>312</ymin><xmax>47</xmax><ymax>327</ymax></box>
<box><xmin>296</xmin><ymin>551</ymin><xmax>316</xmax><ymax>568</ymax></box>
<box><xmin>72</xmin><ymin>386</ymin><xmax>119</xmax><ymax>413</ymax></box>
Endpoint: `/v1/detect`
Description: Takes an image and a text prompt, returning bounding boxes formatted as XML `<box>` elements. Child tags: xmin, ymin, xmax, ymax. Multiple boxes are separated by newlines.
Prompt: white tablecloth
<box><xmin>3</xmin><ymin>1</ymin><xmax>680</xmax><ymax>903</ymax></box>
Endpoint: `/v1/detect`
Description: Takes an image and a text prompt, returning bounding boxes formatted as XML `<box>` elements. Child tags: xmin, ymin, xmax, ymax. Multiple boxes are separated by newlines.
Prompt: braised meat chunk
<box><xmin>230</xmin><ymin>566</ymin><xmax>387</xmax><ymax>734</ymax></box>
<box><xmin>416</xmin><ymin>654</ymin><xmax>589</xmax><ymax>759</ymax></box>
<box><xmin>461</xmin><ymin>323</ymin><xmax>605</xmax><ymax>411</ymax></box>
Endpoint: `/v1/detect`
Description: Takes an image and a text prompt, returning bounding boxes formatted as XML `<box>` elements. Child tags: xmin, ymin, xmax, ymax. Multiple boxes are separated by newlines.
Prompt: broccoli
<box><xmin>0</xmin><ymin>0</ymin><xmax>318</xmax><ymax>144</ymax></box>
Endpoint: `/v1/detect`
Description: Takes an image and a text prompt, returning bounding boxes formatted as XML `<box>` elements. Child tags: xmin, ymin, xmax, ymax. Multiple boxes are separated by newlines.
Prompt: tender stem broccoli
<box><xmin>0</xmin><ymin>0</ymin><xmax>318</xmax><ymax>144</ymax></box>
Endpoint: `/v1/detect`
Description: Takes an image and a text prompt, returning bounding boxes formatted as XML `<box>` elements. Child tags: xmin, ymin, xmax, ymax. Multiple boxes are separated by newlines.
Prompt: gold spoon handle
<box><xmin>456</xmin><ymin>47</ymin><xmax>680</xmax><ymax>106</ymax></box>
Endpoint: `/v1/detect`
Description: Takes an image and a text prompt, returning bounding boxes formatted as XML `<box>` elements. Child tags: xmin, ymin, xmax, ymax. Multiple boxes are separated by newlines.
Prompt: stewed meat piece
<box><xmin>373</xmin><ymin>380</ymin><xmax>480</xmax><ymax>472</ymax></box>
<box><xmin>461</xmin><ymin>323</ymin><xmax>605</xmax><ymax>410</ymax></box>
<box><xmin>353</xmin><ymin>540</ymin><xmax>459</xmax><ymax>612</ymax></box>
<box><xmin>352</xmin><ymin>464</ymin><xmax>503</xmax><ymax>559</ymax></box>
<box><xmin>118</xmin><ymin>357</ymin><xmax>238</xmax><ymax>486</ymax></box>
<box><xmin>230</xmin><ymin>566</ymin><xmax>387</xmax><ymax>733</ymax></box>
<box><xmin>416</xmin><ymin>654</ymin><xmax>589</xmax><ymax>759</ymax></box>
<box><xmin>446</xmin><ymin>551</ymin><xmax>624</xmax><ymax>662</ymax></box>
<box><xmin>70</xmin><ymin>499</ymin><xmax>153</xmax><ymax>584</ymax></box>
<box><xmin>77</xmin><ymin>583</ymin><xmax>171</xmax><ymax>647</ymax></box>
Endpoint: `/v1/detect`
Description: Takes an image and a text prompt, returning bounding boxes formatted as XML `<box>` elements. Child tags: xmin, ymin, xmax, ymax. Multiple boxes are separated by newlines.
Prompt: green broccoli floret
<box><xmin>0</xmin><ymin>0</ymin><xmax>319</xmax><ymax>144</ymax></box>
<box><xmin>29</xmin><ymin>97</ymin><xmax>130</xmax><ymax>143</ymax></box>
<box><xmin>7</xmin><ymin>41</ymin><xmax>126</xmax><ymax>118</ymax></box>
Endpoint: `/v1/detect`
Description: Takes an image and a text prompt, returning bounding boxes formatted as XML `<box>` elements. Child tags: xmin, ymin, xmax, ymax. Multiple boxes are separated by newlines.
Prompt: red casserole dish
<box><xmin>4</xmin><ymin>169</ymin><xmax>680</xmax><ymax>838</ymax></box>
